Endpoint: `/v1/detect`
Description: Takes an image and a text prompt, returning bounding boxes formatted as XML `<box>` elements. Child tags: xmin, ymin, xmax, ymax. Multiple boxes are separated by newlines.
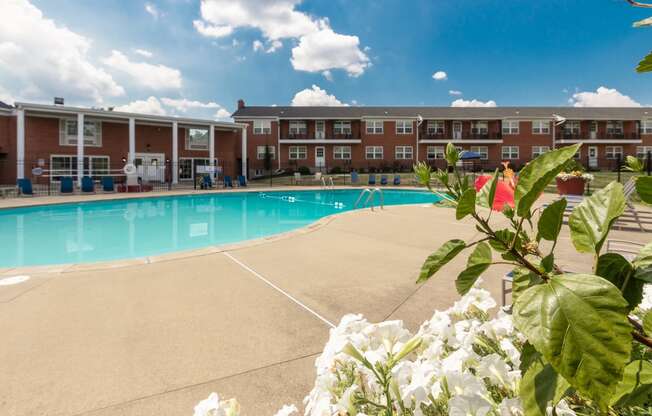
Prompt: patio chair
<box><xmin>237</xmin><ymin>175</ymin><xmax>247</xmax><ymax>187</ymax></box>
<box><xmin>294</xmin><ymin>172</ymin><xmax>301</xmax><ymax>185</ymax></box>
<box><xmin>350</xmin><ymin>171</ymin><xmax>359</xmax><ymax>185</ymax></box>
<box><xmin>81</xmin><ymin>176</ymin><xmax>95</xmax><ymax>194</ymax></box>
<box><xmin>223</xmin><ymin>175</ymin><xmax>233</xmax><ymax>188</ymax></box>
<box><xmin>60</xmin><ymin>177</ymin><xmax>74</xmax><ymax>194</ymax></box>
<box><xmin>201</xmin><ymin>174</ymin><xmax>213</xmax><ymax>189</ymax></box>
<box><xmin>314</xmin><ymin>172</ymin><xmax>322</xmax><ymax>183</ymax></box>
<box><xmin>101</xmin><ymin>176</ymin><xmax>115</xmax><ymax>193</ymax></box>
<box><xmin>380</xmin><ymin>175</ymin><xmax>388</xmax><ymax>186</ymax></box>
<box><xmin>393</xmin><ymin>175</ymin><xmax>401</xmax><ymax>186</ymax></box>
<box><xmin>501</xmin><ymin>271</ymin><xmax>513</xmax><ymax>306</ymax></box>
<box><xmin>368</xmin><ymin>174</ymin><xmax>376</xmax><ymax>186</ymax></box>
<box><xmin>17</xmin><ymin>178</ymin><xmax>33</xmax><ymax>196</ymax></box>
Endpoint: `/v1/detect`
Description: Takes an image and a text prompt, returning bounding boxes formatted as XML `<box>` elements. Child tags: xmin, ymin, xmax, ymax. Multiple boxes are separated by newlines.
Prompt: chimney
<box><xmin>54</xmin><ymin>97</ymin><xmax>64</xmax><ymax>105</ymax></box>
<box><xmin>237</xmin><ymin>99</ymin><xmax>245</xmax><ymax>110</ymax></box>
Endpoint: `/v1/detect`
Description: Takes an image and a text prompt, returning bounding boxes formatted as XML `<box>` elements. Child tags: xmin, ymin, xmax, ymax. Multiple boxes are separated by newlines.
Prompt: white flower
<box><xmin>640</xmin><ymin>284</ymin><xmax>652</xmax><ymax>311</ymax></box>
<box><xmin>476</xmin><ymin>353</ymin><xmax>514</xmax><ymax>388</ymax></box>
<box><xmin>499</xmin><ymin>339</ymin><xmax>521</xmax><ymax>368</ymax></box>
<box><xmin>441</xmin><ymin>348</ymin><xmax>478</xmax><ymax>374</ymax></box>
<box><xmin>448</xmin><ymin>394</ymin><xmax>493</xmax><ymax>416</ymax></box>
<box><xmin>452</xmin><ymin>288</ymin><xmax>497</xmax><ymax>315</ymax></box>
<box><xmin>193</xmin><ymin>393</ymin><xmax>240</xmax><ymax>416</ymax></box>
<box><xmin>445</xmin><ymin>371</ymin><xmax>488</xmax><ymax>397</ymax></box>
<box><xmin>273</xmin><ymin>404</ymin><xmax>298</xmax><ymax>416</ymax></box>
<box><xmin>335</xmin><ymin>384</ymin><xmax>358</xmax><ymax>414</ymax></box>
<box><xmin>546</xmin><ymin>399</ymin><xmax>576</xmax><ymax>416</ymax></box>
<box><xmin>498</xmin><ymin>397</ymin><xmax>523</xmax><ymax>416</ymax></box>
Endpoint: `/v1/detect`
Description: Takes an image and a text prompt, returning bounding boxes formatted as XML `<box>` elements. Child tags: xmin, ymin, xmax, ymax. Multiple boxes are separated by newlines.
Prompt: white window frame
<box><xmin>471</xmin><ymin>121</ymin><xmax>488</xmax><ymax>135</ymax></box>
<box><xmin>365</xmin><ymin>146</ymin><xmax>383</xmax><ymax>160</ymax></box>
<box><xmin>59</xmin><ymin>119</ymin><xmax>102</xmax><ymax>147</ymax></box>
<box><xmin>636</xmin><ymin>146</ymin><xmax>652</xmax><ymax>159</ymax></box>
<box><xmin>289</xmin><ymin>121</ymin><xmax>307</xmax><ymax>135</ymax></box>
<box><xmin>256</xmin><ymin>145</ymin><xmax>276</xmax><ymax>160</ymax></box>
<box><xmin>253</xmin><ymin>119</ymin><xmax>272</xmax><ymax>135</ymax></box>
<box><xmin>426</xmin><ymin>121</ymin><xmax>445</xmax><ymax>135</ymax></box>
<box><xmin>178</xmin><ymin>157</ymin><xmax>217</xmax><ymax>181</ymax></box>
<box><xmin>532</xmin><ymin>146</ymin><xmax>550</xmax><ymax>158</ymax></box>
<box><xmin>532</xmin><ymin>120</ymin><xmax>550</xmax><ymax>135</ymax></box>
<box><xmin>501</xmin><ymin>146</ymin><xmax>519</xmax><ymax>160</ymax></box>
<box><xmin>289</xmin><ymin>145</ymin><xmax>307</xmax><ymax>160</ymax></box>
<box><xmin>502</xmin><ymin>120</ymin><xmax>519</xmax><ymax>135</ymax></box>
<box><xmin>333</xmin><ymin>146</ymin><xmax>352</xmax><ymax>160</ymax></box>
<box><xmin>470</xmin><ymin>146</ymin><xmax>488</xmax><ymax>160</ymax></box>
<box><xmin>605</xmin><ymin>146</ymin><xmax>623</xmax><ymax>160</ymax></box>
<box><xmin>395</xmin><ymin>145</ymin><xmax>413</xmax><ymax>160</ymax></box>
<box><xmin>395</xmin><ymin>120</ymin><xmax>413</xmax><ymax>134</ymax></box>
<box><xmin>365</xmin><ymin>120</ymin><xmax>384</xmax><ymax>134</ymax></box>
<box><xmin>333</xmin><ymin>120</ymin><xmax>352</xmax><ymax>135</ymax></box>
<box><xmin>607</xmin><ymin>121</ymin><xmax>624</xmax><ymax>135</ymax></box>
<box><xmin>50</xmin><ymin>154</ymin><xmax>110</xmax><ymax>181</ymax></box>
<box><xmin>640</xmin><ymin>120</ymin><xmax>652</xmax><ymax>134</ymax></box>
<box><xmin>426</xmin><ymin>146</ymin><xmax>445</xmax><ymax>160</ymax></box>
<box><xmin>186</xmin><ymin>127</ymin><xmax>209</xmax><ymax>150</ymax></box>
<box><xmin>563</xmin><ymin>120</ymin><xmax>581</xmax><ymax>135</ymax></box>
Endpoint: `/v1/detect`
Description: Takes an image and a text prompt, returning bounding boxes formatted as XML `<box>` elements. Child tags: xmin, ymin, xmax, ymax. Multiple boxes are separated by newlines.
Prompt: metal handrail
<box><xmin>354</xmin><ymin>187</ymin><xmax>384</xmax><ymax>211</ymax></box>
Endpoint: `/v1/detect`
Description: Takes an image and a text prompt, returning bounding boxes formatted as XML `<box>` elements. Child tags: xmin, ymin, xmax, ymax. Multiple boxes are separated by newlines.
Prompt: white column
<box><xmin>277</xmin><ymin>122</ymin><xmax>281</xmax><ymax>170</ymax></box>
<box><xmin>209</xmin><ymin>124</ymin><xmax>215</xmax><ymax>177</ymax></box>
<box><xmin>128</xmin><ymin>117</ymin><xmax>136</xmax><ymax>163</ymax></box>
<box><xmin>77</xmin><ymin>113</ymin><xmax>84</xmax><ymax>186</ymax></box>
<box><xmin>241</xmin><ymin>126</ymin><xmax>247</xmax><ymax>177</ymax></box>
<box><xmin>172</xmin><ymin>121</ymin><xmax>178</xmax><ymax>184</ymax></box>
<box><xmin>16</xmin><ymin>108</ymin><xmax>25</xmax><ymax>180</ymax></box>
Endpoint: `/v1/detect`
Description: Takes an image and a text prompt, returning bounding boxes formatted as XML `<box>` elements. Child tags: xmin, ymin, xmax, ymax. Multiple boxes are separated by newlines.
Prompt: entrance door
<box><xmin>135</xmin><ymin>153</ymin><xmax>165</xmax><ymax>182</ymax></box>
<box><xmin>315</xmin><ymin>120</ymin><xmax>325</xmax><ymax>139</ymax></box>
<box><xmin>315</xmin><ymin>146</ymin><xmax>326</xmax><ymax>169</ymax></box>
<box><xmin>590</xmin><ymin>121</ymin><xmax>597</xmax><ymax>140</ymax></box>
<box><xmin>588</xmin><ymin>146</ymin><xmax>598</xmax><ymax>169</ymax></box>
<box><xmin>452</xmin><ymin>122</ymin><xmax>462</xmax><ymax>140</ymax></box>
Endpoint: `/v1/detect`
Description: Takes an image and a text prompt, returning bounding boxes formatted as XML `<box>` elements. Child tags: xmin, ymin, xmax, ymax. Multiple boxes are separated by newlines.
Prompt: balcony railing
<box><xmin>419</xmin><ymin>131</ymin><xmax>503</xmax><ymax>140</ymax></box>
<box><xmin>282</xmin><ymin>133</ymin><xmax>362</xmax><ymax>141</ymax></box>
<box><xmin>558</xmin><ymin>132</ymin><xmax>640</xmax><ymax>141</ymax></box>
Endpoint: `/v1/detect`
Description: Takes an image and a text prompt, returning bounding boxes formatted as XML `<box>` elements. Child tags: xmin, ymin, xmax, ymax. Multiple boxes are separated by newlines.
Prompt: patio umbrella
<box><xmin>459</xmin><ymin>151</ymin><xmax>482</xmax><ymax>160</ymax></box>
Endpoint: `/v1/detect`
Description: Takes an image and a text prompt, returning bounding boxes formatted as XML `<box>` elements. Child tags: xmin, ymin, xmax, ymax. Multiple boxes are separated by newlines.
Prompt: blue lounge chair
<box><xmin>350</xmin><ymin>171</ymin><xmax>359</xmax><ymax>185</ymax></box>
<box><xmin>101</xmin><ymin>176</ymin><xmax>115</xmax><ymax>192</ymax></box>
<box><xmin>237</xmin><ymin>175</ymin><xmax>247</xmax><ymax>187</ymax></box>
<box><xmin>380</xmin><ymin>175</ymin><xmax>388</xmax><ymax>186</ymax></box>
<box><xmin>368</xmin><ymin>173</ymin><xmax>376</xmax><ymax>186</ymax></box>
<box><xmin>60</xmin><ymin>177</ymin><xmax>74</xmax><ymax>194</ymax></box>
<box><xmin>223</xmin><ymin>175</ymin><xmax>233</xmax><ymax>188</ymax></box>
<box><xmin>17</xmin><ymin>178</ymin><xmax>33</xmax><ymax>196</ymax></box>
<box><xmin>81</xmin><ymin>176</ymin><xmax>95</xmax><ymax>193</ymax></box>
<box><xmin>201</xmin><ymin>174</ymin><xmax>213</xmax><ymax>189</ymax></box>
<box><xmin>393</xmin><ymin>175</ymin><xmax>401</xmax><ymax>186</ymax></box>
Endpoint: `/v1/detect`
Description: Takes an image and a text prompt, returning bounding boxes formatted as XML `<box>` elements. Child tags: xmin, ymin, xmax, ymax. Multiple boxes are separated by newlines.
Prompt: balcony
<box><xmin>279</xmin><ymin>132</ymin><xmax>362</xmax><ymax>144</ymax></box>
<box><xmin>419</xmin><ymin>131</ymin><xmax>503</xmax><ymax>143</ymax></box>
<box><xmin>556</xmin><ymin>132</ymin><xmax>641</xmax><ymax>144</ymax></box>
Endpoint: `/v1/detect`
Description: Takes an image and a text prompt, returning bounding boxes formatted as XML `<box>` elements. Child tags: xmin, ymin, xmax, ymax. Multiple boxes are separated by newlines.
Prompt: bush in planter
<box><xmin>297</xmin><ymin>166</ymin><xmax>311</xmax><ymax>176</ymax></box>
<box><xmin>330</xmin><ymin>166</ymin><xmax>342</xmax><ymax>175</ymax></box>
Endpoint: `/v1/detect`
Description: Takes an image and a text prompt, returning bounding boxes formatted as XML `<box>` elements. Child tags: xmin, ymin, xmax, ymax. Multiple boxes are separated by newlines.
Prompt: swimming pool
<box><xmin>0</xmin><ymin>189</ymin><xmax>442</xmax><ymax>268</ymax></box>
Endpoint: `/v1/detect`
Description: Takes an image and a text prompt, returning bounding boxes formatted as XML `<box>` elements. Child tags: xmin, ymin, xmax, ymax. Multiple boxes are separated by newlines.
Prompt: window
<box><xmin>641</xmin><ymin>120</ymin><xmax>652</xmax><ymax>134</ymax></box>
<box><xmin>253</xmin><ymin>120</ymin><xmax>271</xmax><ymax>135</ymax></box>
<box><xmin>395</xmin><ymin>146</ymin><xmax>413</xmax><ymax>160</ymax></box>
<box><xmin>395</xmin><ymin>120</ymin><xmax>413</xmax><ymax>134</ymax></box>
<box><xmin>532</xmin><ymin>120</ymin><xmax>550</xmax><ymax>134</ymax></box>
<box><xmin>178</xmin><ymin>158</ymin><xmax>216</xmax><ymax>180</ymax></box>
<box><xmin>426</xmin><ymin>146</ymin><xmax>445</xmax><ymax>160</ymax></box>
<box><xmin>333</xmin><ymin>146</ymin><xmax>352</xmax><ymax>160</ymax></box>
<box><xmin>470</xmin><ymin>146</ymin><xmax>488</xmax><ymax>160</ymax></box>
<box><xmin>256</xmin><ymin>145</ymin><xmax>276</xmax><ymax>160</ymax></box>
<box><xmin>532</xmin><ymin>146</ymin><xmax>550</xmax><ymax>158</ymax></box>
<box><xmin>366</xmin><ymin>120</ymin><xmax>384</xmax><ymax>134</ymax></box>
<box><xmin>289</xmin><ymin>146</ymin><xmax>307</xmax><ymax>160</ymax></box>
<box><xmin>501</xmin><ymin>146</ymin><xmax>519</xmax><ymax>160</ymax></box>
<box><xmin>606</xmin><ymin>146</ymin><xmax>623</xmax><ymax>160</ymax></box>
<box><xmin>563</xmin><ymin>121</ymin><xmax>580</xmax><ymax>135</ymax></box>
<box><xmin>365</xmin><ymin>146</ymin><xmax>383</xmax><ymax>159</ymax></box>
<box><xmin>636</xmin><ymin>146</ymin><xmax>652</xmax><ymax>159</ymax></box>
<box><xmin>289</xmin><ymin>121</ymin><xmax>307</xmax><ymax>135</ymax></box>
<box><xmin>334</xmin><ymin>120</ymin><xmax>352</xmax><ymax>135</ymax></box>
<box><xmin>471</xmin><ymin>121</ymin><xmax>488</xmax><ymax>135</ymax></box>
<box><xmin>186</xmin><ymin>128</ymin><xmax>209</xmax><ymax>150</ymax></box>
<box><xmin>607</xmin><ymin>121</ymin><xmax>623</xmax><ymax>135</ymax></box>
<box><xmin>573</xmin><ymin>149</ymin><xmax>581</xmax><ymax>160</ymax></box>
<box><xmin>50</xmin><ymin>155</ymin><xmax>110</xmax><ymax>181</ymax></box>
<box><xmin>427</xmin><ymin>121</ymin><xmax>445</xmax><ymax>135</ymax></box>
<box><xmin>502</xmin><ymin>120</ymin><xmax>519</xmax><ymax>135</ymax></box>
<box><xmin>59</xmin><ymin>119</ymin><xmax>102</xmax><ymax>146</ymax></box>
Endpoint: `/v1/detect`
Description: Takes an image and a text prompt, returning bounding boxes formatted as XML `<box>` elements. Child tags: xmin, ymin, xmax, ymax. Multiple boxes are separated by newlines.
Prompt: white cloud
<box><xmin>291</xmin><ymin>85</ymin><xmax>347</xmax><ymax>106</ymax></box>
<box><xmin>102</xmin><ymin>50</ymin><xmax>182</xmax><ymax>90</ymax></box>
<box><xmin>569</xmin><ymin>86</ymin><xmax>641</xmax><ymax>107</ymax></box>
<box><xmin>322</xmin><ymin>70</ymin><xmax>333</xmax><ymax>81</ymax></box>
<box><xmin>160</xmin><ymin>97</ymin><xmax>220</xmax><ymax>112</ymax></box>
<box><xmin>114</xmin><ymin>96</ymin><xmax>167</xmax><ymax>115</ymax></box>
<box><xmin>449</xmin><ymin>90</ymin><xmax>462</xmax><ymax>96</ymax></box>
<box><xmin>0</xmin><ymin>84</ymin><xmax>14</xmax><ymax>104</ymax></box>
<box><xmin>432</xmin><ymin>71</ymin><xmax>447</xmax><ymax>81</ymax></box>
<box><xmin>144</xmin><ymin>2</ymin><xmax>161</xmax><ymax>19</ymax></box>
<box><xmin>451</xmin><ymin>98</ymin><xmax>497</xmax><ymax>107</ymax></box>
<box><xmin>134</xmin><ymin>48</ymin><xmax>153</xmax><ymax>58</ymax></box>
<box><xmin>0</xmin><ymin>0</ymin><xmax>124</xmax><ymax>104</ymax></box>
<box><xmin>195</xmin><ymin>0</ymin><xmax>370</xmax><ymax>76</ymax></box>
<box><xmin>214</xmin><ymin>108</ymin><xmax>232</xmax><ymax>120</ymax></box>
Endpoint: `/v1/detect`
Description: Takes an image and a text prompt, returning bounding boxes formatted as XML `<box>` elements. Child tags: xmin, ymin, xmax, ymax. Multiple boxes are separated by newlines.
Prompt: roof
<box><xmin>232</xmin><ymin>106</ymin><xmax>652</xmax><ymax>120</ymax></box>
<box><xmin>0</xmin><ymin>101</ymin><xmax>13</xmax><ymax>111</ymax></box>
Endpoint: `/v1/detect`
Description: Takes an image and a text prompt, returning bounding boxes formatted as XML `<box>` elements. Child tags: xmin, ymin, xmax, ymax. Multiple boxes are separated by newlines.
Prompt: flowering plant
<box><xmin>555</xmin><ymin>171</ymin><xmax>594</xmax><ymax>182</ymax></box>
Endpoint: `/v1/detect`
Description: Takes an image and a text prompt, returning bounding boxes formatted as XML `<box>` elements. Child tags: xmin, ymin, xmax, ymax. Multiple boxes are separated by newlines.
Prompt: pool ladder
<box><xmin>320</xmin><ymin>176</ymin><xmax>334</xmax><ymax>189</ymax></box>
<box><xmin>354</xmin><ymin>188</ymin><xmax>384</xmax><ymax>211</ymax></box>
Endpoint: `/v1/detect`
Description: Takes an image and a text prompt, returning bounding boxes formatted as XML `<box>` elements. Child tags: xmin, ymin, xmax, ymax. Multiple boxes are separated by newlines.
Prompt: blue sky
<box><xmin>1</xmin><ymin>0</ymin><xmax>652</xmax><ymax>118</ymax></box>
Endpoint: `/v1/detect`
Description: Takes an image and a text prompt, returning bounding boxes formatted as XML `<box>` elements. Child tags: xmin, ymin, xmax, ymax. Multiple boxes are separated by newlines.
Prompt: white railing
<box><xmin>354</xmin><ymin>187</ymin><xmax>384</xmax><ymax>211</ymax></box>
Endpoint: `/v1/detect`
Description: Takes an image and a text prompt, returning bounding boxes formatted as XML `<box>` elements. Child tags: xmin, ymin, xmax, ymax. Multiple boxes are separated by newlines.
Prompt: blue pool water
<box><xmin>0</xmin><ymin>189</ymin><xmax>441</xmax><ymax>267</ymax></box>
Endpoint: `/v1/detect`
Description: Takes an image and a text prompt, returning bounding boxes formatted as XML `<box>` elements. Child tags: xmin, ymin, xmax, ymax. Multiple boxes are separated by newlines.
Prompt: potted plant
<box><xmin>555</xmin><ymin>159</ymin><xmax>593</xmax><ymax>195</ymax></box>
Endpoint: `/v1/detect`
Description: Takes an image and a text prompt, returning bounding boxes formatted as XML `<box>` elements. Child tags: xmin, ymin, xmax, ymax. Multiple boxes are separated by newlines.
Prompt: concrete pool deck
<box><xmin>0</xmin><ymin>193</ymin><xmax>650</xmax><ymax>415</ymax></box>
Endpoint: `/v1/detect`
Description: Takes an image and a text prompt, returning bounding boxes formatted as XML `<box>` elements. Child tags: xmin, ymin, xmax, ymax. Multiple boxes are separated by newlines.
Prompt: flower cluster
<box><xmin>555</xmin><ymin>171</ymin><xmax>594</xmax><ymax>182</ymax></box>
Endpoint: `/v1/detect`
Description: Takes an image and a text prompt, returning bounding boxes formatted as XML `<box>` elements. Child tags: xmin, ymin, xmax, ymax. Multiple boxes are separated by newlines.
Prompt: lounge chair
<box><xmin>393</xmin><ymin>175</ymin><xmax>401</xmax><ymax>186</ymax></box>
<box><xmin>368</xmin><ymin>173</ymin><xmax>376</xmax><ymax>186</ymax></box>
<box><xmin>380</xmin><ymin>175</ymin><xmax>388</xmax><ymax>186</ymax></box>
<box><xmin>314</xmin><ymin>172</ymin><xmax>322</xmax><ymax>183</ymax></box>
<box><xmin>237</xmin><ymin>175</ymin><xmax>247</xmax><ymax>187</ymax></box>
<box><xmin>60</xmin><ymin>177</ymin><xmax>74</xmax><ymax>194</ymax></box>
<box><xmin>294</xmin><ymin>172</ymin><xmax>301</xmax><ymax>185</ymax></box>
<box><xmin>17</xmin><ymin>178</ymin><xmax>33</xmax><ymax>196</ymax></box>
<box><xmin>101</xmin><ymin>176</ymin><xmax>115</xmax><ymax>193</ymax></box>
<box><xmin>223</xmin><ymin>175</ymin><xmax>233</xmax><ymax>188</ymax></box>
<box><xmin>350</xmin><ymin>171</ymin><xmax>359</xmax><ymax>185</ymax></box>
<box><xmin>81</xmin><ymin>176</ymin><xmax>95</xmax><ymax>194</ymax></box>
<box><xmin>201</xmin><ymin>174</ymin><xmax>213</xmax><ymax>189</ymax></box>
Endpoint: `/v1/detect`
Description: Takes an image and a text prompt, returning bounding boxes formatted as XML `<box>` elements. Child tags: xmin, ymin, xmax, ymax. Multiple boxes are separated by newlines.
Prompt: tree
<box><xmin>626</xmin><ymin>0</ymin><xmax>652</xmax><ymax>72</ymax></box>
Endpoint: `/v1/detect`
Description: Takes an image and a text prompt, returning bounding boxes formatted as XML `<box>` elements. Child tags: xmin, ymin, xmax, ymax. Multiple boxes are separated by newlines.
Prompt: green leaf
<box><xmin>520</xmin><ymin>350</ymin><xmax>571</xmax><ymax>416</ymax></box>
<box><xmin>456</xmin><ymin>188</ymin><xmax>476</xmax><ymax>220</ymax></box>
<box><xmin>413</xmin><ymin>162</ymin><xmax>433</xmax><ymax>187</ymax></box>
<box><xmin>644</xmin><ymin>310</ymin><xmax>652</xmax><ymax>335</ymax></box>
<box><xmin>568</xmin><ymin>181</ymin><xmax>625</xmax><ymax>255</ymax></box>
<box><xmin>513</xmin><ymin>273</ymin><xmax>632</xmax><ymax>408</ymax></box>
<box><xmin>476</xmin><ymin>169</ymin><xmax>499</xmax><ymax>209</ymax></box>
<box><xmin>633</xmin><ymin>242</ymin><xmax>652</xmax><ymax>283</ymax></box>
<box><xmin>595</xmin><ymin>253</ymin><xmax>643</xmax><ymax>310</ymax></box>
<box><xmin>512</xmin><ymin>267</ymin><xmax>543</xmax><ymax>303</ymax></box>
<box><xmin>624</xmin><ymin>156</ymin><xmax>644</xmax><ymax>173</ymax></box>
<box><xmin>445</xmin><ymin>142</ymin><xmax>459</xmax><ymax>166</ymax></box>
<box><xmin>610</xmin><ymin>360</ymin><xmax>652</xmax><ymax>407</ymax></box>
<box><xmin>636</xmin><ymin>51</ymin><xmax>652</xmax><ymax>73</ymax></box>
<box><xmin>456</xmin><ymin>242</ymin><xmax>491</xmax><ymax>295</ymax></box>
<box><xmin>636</xmin><ymin>176</ymin><xmax>652</xmax><ymax>204</ymax></box>
<box><xmin>633</xmin><ymin>16</ymin><xmax>652</xmax><ymax>28</ymax></box>
<box><xmin>537</xmin><ymin>199</ymin><xmax>567</xmax><ymax>242</ymax></box>
<box><xmin>417</xmin><ymin>239</ymin><xmax>466</xmax><ymax>283</ymax></box>
<box><xmin>489</xmin><ymin>229</ymin><xmax>516</xmax><ymax>253</ymax></box>
<box><xmin>514</xmin><ymin>144</ymin><xmax>580</xmax><ymax>217</ymax></box>
<box><xmin>541</xmin><ymin>253</ymin><xmax>554</xmax><ymax>273</ymax></box>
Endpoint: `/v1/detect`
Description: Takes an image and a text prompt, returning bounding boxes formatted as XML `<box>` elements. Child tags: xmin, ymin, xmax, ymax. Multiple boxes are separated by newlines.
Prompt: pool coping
<box><xmin>0</xmin><ymin>187</ymin><xmax>438</xmax><ymax>276</ymax></box>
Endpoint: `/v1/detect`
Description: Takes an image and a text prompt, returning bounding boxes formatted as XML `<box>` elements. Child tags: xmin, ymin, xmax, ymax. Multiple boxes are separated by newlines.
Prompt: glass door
<box><xmin>315</xmin><ymin>120</ymin><xmax>325</xmax><ymax>139</ymax></box>
<box><xmin>453</xmin><ymin>122</ymin><xmax>462</xmax><ymax>140</ymax></box>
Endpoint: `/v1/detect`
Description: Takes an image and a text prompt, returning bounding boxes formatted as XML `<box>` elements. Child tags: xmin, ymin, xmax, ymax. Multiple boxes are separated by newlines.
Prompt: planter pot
<box><xmin>556</xmin><ymin>177</ymin><xmax>586</xmax><ymax>195</ymax></box>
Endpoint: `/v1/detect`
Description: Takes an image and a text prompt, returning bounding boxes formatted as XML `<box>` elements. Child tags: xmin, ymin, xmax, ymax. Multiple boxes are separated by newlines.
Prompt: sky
<box><xmin>1</xmin><ymin>0</ymin><xmax>652</xmax><ymax>120</ymax></box>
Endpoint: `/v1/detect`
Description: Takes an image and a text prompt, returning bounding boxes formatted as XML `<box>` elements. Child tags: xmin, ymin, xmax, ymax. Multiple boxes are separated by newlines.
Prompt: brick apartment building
<box><xmin>232</xmin><ymin>101</ymin><xmax>652</xmax><ymax>176</ymax></box>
